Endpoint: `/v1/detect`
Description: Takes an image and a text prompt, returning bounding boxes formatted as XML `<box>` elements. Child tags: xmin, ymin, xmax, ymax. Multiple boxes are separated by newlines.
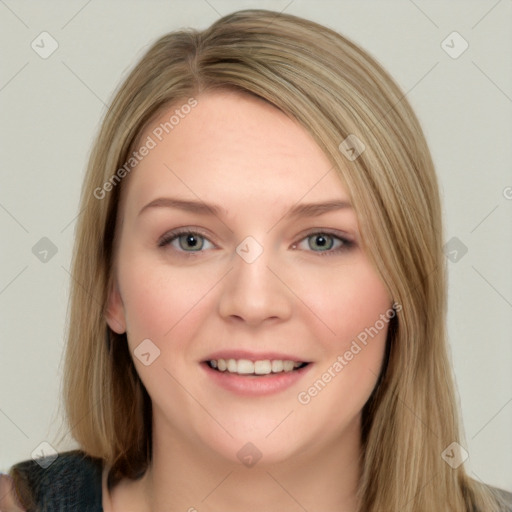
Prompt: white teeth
<box><xmin>254</xmin><ymin>360</ymin><xmax>271</xmax><ymax>374</ymax></box>
<box><xmin>237</xmin><ymin>359</ymin><xmax>255</xmax><ymax>374</ymax></box>
<box><xmin>271</xmin><ymin>360</ymin><xmax>283</xmax><ymax>372</ymax></box>
<box><xmin>283</xmin><ymin>360</ymin><xmax>295</xmax><ymax>372</ymax></box>
<box><xmin>209</xmin><ymin>358</ymin><xmax>305</xmax><ymax>375</ymax></box>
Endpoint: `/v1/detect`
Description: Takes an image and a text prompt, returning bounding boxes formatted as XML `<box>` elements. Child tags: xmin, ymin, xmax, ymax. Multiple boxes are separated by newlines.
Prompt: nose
<box><xmin>217</xmin><ymin>240</ymin><xmax>293</xmax><ymax>326</ymax></box>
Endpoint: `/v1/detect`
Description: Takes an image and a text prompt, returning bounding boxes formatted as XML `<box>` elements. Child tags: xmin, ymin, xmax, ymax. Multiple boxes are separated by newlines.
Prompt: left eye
<box><xmin>295</xmin><ymin>232</ymin><xmax>351</xmax><ymax>254</ymax></box>
<box><xmin>158</xmin><ymin>231</ymin><xmax>214</xmax><ymax>252</ymax></box>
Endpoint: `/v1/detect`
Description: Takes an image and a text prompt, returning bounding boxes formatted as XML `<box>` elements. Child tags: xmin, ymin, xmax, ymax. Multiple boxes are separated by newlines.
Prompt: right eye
<box><xmin>158</xmin><ymin>229</ymin><xmax>216</xmax><ymax>254</ymax></box>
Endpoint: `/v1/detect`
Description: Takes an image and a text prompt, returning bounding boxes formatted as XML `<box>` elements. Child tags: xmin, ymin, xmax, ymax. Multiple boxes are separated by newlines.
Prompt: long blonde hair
<box><xmin>51</xmin><ymin>9</ymin><xmax>505</xmax><ymax>510</ymax></box>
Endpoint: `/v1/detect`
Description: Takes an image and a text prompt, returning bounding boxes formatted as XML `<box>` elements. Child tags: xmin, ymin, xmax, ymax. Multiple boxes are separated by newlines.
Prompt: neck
<box><xmin>129</xmin><ymin>417</ymin><xmax>362</xmax><ymax>512</ymax></box>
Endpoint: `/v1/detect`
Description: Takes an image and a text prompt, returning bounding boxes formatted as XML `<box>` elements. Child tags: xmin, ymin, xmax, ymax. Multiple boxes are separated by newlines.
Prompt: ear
<box><xmin>105</xmin><ymin>279</ymin><xmax>126</xmax><ymax>334</ymax></box>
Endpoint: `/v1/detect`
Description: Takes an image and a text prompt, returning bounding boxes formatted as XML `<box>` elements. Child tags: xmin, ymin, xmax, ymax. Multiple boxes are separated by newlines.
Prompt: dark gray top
<box><xmin>4</xmin><ymin>450</ymin><xmax>102</xmax><ymax>512</ymax></box>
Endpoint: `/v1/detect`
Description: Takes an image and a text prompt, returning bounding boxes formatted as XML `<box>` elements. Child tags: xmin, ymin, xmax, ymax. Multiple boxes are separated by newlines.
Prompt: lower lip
<box><xmin>201</xmin><ymin>362</ymin><xmax>313</xmax><ymax>396</ymax></box>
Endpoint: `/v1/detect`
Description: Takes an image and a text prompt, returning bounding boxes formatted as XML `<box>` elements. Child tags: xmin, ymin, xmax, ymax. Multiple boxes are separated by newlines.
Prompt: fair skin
<box><xmin>104</xmin><ymin>90</ymin><xmax>392</xmax><ymax>512</ymax></box>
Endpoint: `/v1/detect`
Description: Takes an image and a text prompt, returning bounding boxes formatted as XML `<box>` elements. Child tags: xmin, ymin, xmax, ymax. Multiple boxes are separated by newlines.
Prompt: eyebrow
<box><xmin>138</xmin><ymin>197</ymin><xmax>352</xmax><ymax>219</ymax></box>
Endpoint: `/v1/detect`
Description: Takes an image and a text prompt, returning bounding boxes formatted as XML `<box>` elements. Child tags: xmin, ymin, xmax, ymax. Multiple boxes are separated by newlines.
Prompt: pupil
<box><xmin>311</xmin><ymin>234</ymin><xmax>332</xmax><ymax>251</ymax></box>
<box><xmin>180</xmin><ymin>234</ymin><xmax>202</xmax><ymax>251</ymax></box>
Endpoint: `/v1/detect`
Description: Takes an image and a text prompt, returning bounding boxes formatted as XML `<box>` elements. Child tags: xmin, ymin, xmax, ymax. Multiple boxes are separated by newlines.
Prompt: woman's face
<box><xmin>106</xmin><ymin>90</ymin><xmax>392</xmax><ymax>466</ymax></box>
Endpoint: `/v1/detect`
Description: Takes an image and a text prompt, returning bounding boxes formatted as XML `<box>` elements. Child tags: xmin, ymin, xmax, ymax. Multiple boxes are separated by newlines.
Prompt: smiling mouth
<box><xmin>206</xmin><ymin>358</ymin><xmax>310</xmax><ymax>376</ymax></box>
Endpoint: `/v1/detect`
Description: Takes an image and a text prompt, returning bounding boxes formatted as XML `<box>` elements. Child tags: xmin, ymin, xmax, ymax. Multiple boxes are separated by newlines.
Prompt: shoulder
<box><xmin>0</xmin><ymin>449</ymin><xmax>104</xmax><ymax>512</ymax></box>
<box><xmin>492</xmin><ymin>486</ymin><xmax>512</xmax><ymax>512</ymax></box>
<box><xmin>476</xmin><ymin>484</ymin><xmax>512</xmax><ymax>512</ymax></box>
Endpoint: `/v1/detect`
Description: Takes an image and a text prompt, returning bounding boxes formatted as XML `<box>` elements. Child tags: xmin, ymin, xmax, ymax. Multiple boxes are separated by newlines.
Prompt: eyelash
<box><xmin>157</xmin><ymin>228</ymin><xmax>355</xmax><ymax>257</ymax></box>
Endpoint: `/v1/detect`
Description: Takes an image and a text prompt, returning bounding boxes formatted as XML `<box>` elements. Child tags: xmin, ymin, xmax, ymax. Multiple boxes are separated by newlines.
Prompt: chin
<box><xmin>194</xmin><ymin>422</ymin><xmax>311</xmax><ymax>469</ymax></box>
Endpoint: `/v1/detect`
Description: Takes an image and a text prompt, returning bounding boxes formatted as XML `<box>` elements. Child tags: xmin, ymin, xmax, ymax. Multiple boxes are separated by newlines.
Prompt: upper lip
<box><xmin>203</xmin><ymin>350</ymin><xmax>311</xmax><ymax>363</ymax></box>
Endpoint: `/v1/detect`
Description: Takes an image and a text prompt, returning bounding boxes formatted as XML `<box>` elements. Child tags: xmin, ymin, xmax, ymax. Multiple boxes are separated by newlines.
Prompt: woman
<box><xmin>1</xmin><ymin>8</ymin><xmax>510</xmax><ymax>512</ymax></box>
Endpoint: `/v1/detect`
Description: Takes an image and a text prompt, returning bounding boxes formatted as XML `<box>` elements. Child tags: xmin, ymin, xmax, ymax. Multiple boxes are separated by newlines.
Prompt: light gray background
<box><xmin>1</xmin><ymin>0</ymin><xmax>511</xmax><ymax>492</ymax></box>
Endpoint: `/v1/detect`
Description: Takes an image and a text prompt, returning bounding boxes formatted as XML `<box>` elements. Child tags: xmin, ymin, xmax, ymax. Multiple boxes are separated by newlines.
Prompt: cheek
<box><xmin>117</xmin><ymin>252</ymin><xmax>218</xmax><ymax>350</ymax></box>
<box><xmin>296</xmin><ymin>260</ymin><xmax>391</xmax><ymax>348</ymax></box>
<box><xmin>293</xmin><ymin>261</ymin><xmax>391</xmax><ymax>410</ymax></box>
<box><xmin>119</xmin><ymin>267</ymin><xmax>171</xmax><ymax>341</ymax></box>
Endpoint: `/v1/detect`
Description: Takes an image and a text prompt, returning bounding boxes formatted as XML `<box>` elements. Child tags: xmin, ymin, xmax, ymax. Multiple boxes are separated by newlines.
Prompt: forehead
<box><xmin>122</xmin><ymin>90</ymin><xmax>351</xmax><ymax>215</ymax></box>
